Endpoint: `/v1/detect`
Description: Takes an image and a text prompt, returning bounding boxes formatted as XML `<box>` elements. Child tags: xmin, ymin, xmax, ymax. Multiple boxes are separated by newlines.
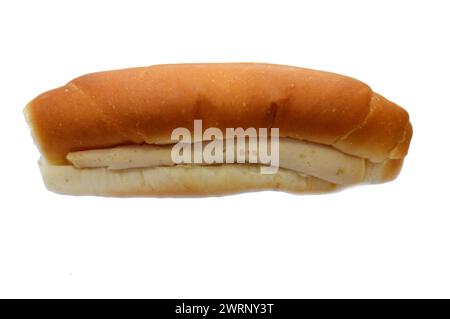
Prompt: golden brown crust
<box><xmin>333</xmin><ymin>93</ymin><xmax>411</xmax><ymax>162</ymax></box>
<box><xmin>25</xmin><ymin>63</ymin><xmax>412</xmax><ymax>164</ymax></box>
<box><xmin>365</xmin><ymin>158</ymin><xmax>404</xmax><ymax>183</ymax></box>
<box><xmin>389</xmin><ymin>121</ymin><xmax>413</xmax><ymax>159</ymax></box>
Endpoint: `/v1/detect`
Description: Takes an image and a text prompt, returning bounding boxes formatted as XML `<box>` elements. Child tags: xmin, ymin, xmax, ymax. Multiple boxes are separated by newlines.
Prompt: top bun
<box><xmin>24</xmin><ymin>63</ymin><xmax>412</xmax><ymax>164</ymax></box>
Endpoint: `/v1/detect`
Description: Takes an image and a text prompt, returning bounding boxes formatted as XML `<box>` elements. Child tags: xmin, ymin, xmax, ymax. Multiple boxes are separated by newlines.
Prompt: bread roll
<box><xmin>24</xmin><ymin>63</ymin><xmax>412</xmax><ymax>196</ymax></box>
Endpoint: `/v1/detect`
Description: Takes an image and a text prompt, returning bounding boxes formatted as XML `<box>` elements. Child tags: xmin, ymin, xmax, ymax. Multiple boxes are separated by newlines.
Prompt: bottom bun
<box><xmin>40</xmin><ymin>162</ymin><xmax>338</xmax><ymax>197</ymax></box>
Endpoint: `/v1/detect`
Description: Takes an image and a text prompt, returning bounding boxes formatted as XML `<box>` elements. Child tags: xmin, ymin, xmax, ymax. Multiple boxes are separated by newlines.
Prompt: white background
<box><xmin>1</xmin><ymin>0</ymin><xmax>449</xmax><ymax>298</ymax></box>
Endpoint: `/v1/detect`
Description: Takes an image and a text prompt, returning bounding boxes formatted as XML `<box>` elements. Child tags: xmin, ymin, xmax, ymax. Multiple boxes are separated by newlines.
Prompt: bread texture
<box><xmin>25</xmin><ymin>63</ymin><xmax>412</xmax><ymax>165</ymax></box>
<box><xmin>40</xmin><ymin>162</ymin><xmax>338</xmax><ymax>197</ymax></box>
<box><xmin>25</xmin><ymin>63</ymin><xmax>413</xmax><ymax>196</ymax></box>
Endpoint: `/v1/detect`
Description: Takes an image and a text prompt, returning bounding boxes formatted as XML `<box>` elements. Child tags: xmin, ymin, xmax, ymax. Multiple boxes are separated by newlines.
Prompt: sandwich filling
<box><xmin>65</xmin><ymin>138</ymin><xmax>367</xmax><ymax>186</ymax></box>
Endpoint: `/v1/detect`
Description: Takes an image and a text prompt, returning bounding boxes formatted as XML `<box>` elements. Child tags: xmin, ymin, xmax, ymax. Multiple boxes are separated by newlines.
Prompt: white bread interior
<box><xmin>40</xmin><ymin>162</ymin><xmax>338</xmax><ymax>197</ymax></box>
<box><xmin>39</xmin><ymin>138</ymin><xmax>404</xmax><ymax>197</ymax></box>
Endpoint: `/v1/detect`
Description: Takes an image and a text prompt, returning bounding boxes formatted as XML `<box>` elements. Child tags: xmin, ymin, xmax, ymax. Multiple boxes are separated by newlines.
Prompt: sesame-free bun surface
<box><xmin>25</xmin><ymin>63</ymin><xmax>412</xmax><ymax>165</ymax></box>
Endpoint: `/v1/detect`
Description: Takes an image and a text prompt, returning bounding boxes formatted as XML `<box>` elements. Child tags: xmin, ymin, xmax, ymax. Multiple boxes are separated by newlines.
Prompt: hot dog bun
<box><xmin>24</xmin><ymin>63</ymin><xmax>412</xmax><ymax>196</ymax></box>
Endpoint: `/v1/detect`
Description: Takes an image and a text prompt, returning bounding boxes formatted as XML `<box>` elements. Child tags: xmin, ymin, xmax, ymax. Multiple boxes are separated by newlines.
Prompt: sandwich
<box><xmin>24</xmin><ymin>63</ymin><xmax>412</xmax><ymax>196</ymax></box>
